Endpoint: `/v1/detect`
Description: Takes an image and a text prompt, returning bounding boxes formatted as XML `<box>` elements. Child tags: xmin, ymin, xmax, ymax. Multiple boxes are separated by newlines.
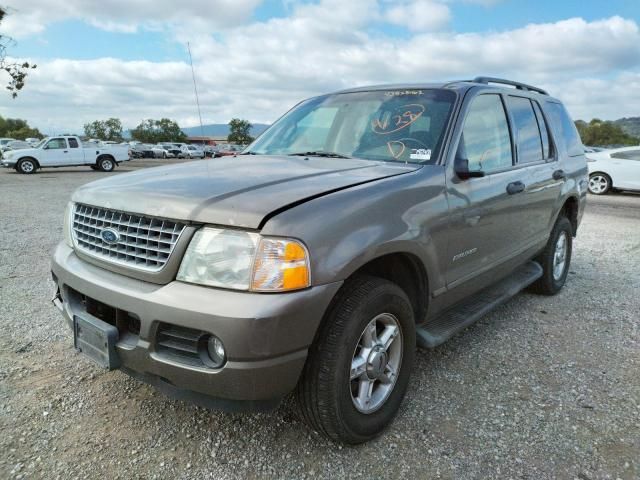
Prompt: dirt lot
<box><xmin>0</xmin><ymin>159</ymin><xmax>638</xmax><ymax>479</ymax></box>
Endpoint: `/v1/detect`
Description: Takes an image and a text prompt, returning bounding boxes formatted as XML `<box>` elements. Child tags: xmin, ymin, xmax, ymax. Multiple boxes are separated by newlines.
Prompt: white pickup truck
<box><xmin>0</xmin><ymin>136</ymin><xmax>130</xmax><ymax>174</ymax></box>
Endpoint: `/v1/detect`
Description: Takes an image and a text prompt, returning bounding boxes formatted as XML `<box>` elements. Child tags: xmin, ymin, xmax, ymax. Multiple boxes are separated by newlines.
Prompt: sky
<box><xmin>0</xmin><ymin>0</ymin><xmax>639</xmax><ymax>135</ymax></box>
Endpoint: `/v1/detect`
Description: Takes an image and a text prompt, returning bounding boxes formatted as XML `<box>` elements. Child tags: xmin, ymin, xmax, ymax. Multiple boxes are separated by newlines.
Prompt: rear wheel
<box><xmin>97</xmin><ymin>157</ymin><xmax>115</xmax><ymax>172</ymax></box>
<box><xmin>588</xmin><ymin>173</ymin><xmax>611</xmax><ymax>195</ymax></box>
<box><xmin>296</xmin><ymin>275</ymin><xmax>415</xmax><ymax>444</ymax></box>
<box><xmin>17</xmin><ymin>158</ymin><xmax>37</xmax><ymax>174</ymax></box>
<box><xmin>530</xmin><ymin>216</ymin><xmax>573</xmax><ymax>295</ymax></box>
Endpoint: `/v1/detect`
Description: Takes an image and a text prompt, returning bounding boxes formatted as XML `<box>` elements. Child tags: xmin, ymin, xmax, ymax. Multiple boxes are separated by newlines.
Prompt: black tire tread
<box><xmin>295</xmin><ymin>275</ymin><xmax>412</xmax><ymax>443</ymax></box>
<box><xmin>530</xmin><ymin>216</ymin><xmax>572</xmax><ymax>295</ymax></box>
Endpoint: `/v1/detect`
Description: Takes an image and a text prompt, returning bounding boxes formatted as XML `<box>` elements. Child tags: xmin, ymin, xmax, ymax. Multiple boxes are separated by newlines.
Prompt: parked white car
<box><xmin>0</xmin><ymin>137</ymin><xmax>16</xmax><ymax>152</ymax></box>
<box><xmin>586</xmin><ymin>146</ymin><xmax>640</xmax><ymax>194</ymax></box>
<box><xmin>0</xmin><ymin>135</ymin><xmax>130</xmax><ymax>174</ymax></box>
<box><xmin>181</xmin><ymin>144</ymin><xmax>205</xmax><ymax>159</ymax></box>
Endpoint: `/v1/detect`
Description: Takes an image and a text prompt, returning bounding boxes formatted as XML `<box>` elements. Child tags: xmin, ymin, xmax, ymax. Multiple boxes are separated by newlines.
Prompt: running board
<box><xmin>416</xmin><ymin>261</ymin><xmax>543</xmax><ymax>349</ymax></box>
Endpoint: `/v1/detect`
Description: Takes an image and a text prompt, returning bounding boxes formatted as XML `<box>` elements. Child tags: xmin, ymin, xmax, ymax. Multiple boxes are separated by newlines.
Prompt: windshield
<box><xmin>247</xmin><ymin>89</ymin><xmax>456</xmax><ymax>164</ymax></box>
<box><xmin>34</xmin><ymin>139</ymin><xmax>47</xmax><ymax>148</ymax></box>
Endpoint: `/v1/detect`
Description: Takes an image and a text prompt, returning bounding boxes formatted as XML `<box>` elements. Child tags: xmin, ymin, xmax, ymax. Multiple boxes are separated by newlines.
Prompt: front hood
<box><xmin>72</xmin><ymin>155</ymin><xmax>420</xmax><ymax>228</ymax></box>
<box><xmin>5</xmin><ymin>148</ymin><xmax>38</xmax><ymax>158</ymax></box>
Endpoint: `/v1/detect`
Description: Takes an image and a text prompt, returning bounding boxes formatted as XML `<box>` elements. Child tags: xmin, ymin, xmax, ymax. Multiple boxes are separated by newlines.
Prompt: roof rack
<box><xmin>472</xmin><ymin>76</ymin><xmax>548</xmax><ymax>95</ymax></box>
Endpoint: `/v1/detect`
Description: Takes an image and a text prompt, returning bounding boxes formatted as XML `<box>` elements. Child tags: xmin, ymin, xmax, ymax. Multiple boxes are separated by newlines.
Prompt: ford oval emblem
<box><xmin>100</xmin><ymin>228</ymin><xmax>120</xmax><ymax>245</ymax></box>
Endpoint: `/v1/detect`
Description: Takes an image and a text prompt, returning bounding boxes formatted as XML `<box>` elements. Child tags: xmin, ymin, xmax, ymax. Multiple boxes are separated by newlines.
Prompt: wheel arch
<box><xmin>559</xmin><ymin>195</ymin><xmax>579</xmax><ymax>237</ymax></box>
<box><xmin>344</xmin><ymin>252</ymin><xmax>429</xmax><ymax>324</ymax></box>
<box><xmin>96</xmin><ymin>153</ymin><xmax>116</xmax><ymax>164</ymax></box>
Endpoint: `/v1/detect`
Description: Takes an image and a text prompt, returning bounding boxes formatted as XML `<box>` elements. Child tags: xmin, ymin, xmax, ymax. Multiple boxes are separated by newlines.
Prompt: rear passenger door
<box><xmin>505</xmin><ymin>95</ymin><xmax>562</xmax><ymax>243</ymax></box>
<box><xmin>67</xmin><ymin>137</ymin><xmax>85</xmax><ymax>163</ymax></box>
<box><xmin>608</xmin><ymin>149</ymin><xmax>640</xmax><ymax>190</ymax></box>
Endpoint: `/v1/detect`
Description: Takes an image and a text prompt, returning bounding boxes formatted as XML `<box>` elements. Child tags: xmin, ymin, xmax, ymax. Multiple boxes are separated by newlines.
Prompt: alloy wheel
<box><xmin>350</xmin><ymin>313</ymin><xmax>403</xmax><ymax>414</ymax></box>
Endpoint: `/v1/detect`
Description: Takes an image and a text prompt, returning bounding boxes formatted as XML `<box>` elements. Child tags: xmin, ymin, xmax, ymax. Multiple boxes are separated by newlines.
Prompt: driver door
<box><xmin>41</xmin><ymin>138</ymin><xmax>69</xmax><ymax>166</ymax></box>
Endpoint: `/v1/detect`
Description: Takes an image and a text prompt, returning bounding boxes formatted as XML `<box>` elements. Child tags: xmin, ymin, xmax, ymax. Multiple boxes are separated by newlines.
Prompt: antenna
<box><xmin>187</xmin><ymin>42</ymin><xmax>205</xmax><ymax>139</ymax></box>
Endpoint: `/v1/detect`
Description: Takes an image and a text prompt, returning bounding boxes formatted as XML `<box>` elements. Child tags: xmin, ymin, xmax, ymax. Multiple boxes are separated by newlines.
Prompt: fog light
<box><xmin>206</xmin><ymin>335</ymin><xmax>226</xmax><ymax>367</ymax></box>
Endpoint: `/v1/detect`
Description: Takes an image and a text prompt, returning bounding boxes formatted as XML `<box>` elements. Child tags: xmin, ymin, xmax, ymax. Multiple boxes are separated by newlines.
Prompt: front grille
<box><xmin>156</xmin><ymin>323</ymin><xmax>207</xmax><ymax>367</ymax></box>
<box><xmin>72</xmin><ymin>204</ymin><xmax>186</xmax><ymax>272</ymax></box>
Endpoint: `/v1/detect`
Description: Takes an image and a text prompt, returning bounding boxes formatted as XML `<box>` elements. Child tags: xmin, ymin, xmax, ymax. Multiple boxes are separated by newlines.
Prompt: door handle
<box><xmin>552</xmin><ymin>169</ymin><xmax>566</xmax><ymax>180</ymax></box>
<box><xmin>63</xmin><ymin>150</ymin><xmax>68</xmax><ymax>153</ymax></box>
<box><xmin>506</xmin><ymin>181</ymin><xmax>525</xmax><ymax>195</ymax></box>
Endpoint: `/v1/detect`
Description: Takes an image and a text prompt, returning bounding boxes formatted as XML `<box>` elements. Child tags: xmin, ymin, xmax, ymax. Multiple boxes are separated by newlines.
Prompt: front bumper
<box><xmin>51</xmin><ymin>242</ymin><xmax>342</xmax><ymax>410</ymax></box>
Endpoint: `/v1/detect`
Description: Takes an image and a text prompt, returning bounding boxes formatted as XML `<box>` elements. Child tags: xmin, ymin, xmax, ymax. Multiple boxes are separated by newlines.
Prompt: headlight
<box><xmin>177</xmin><ymin>227</ymin><xmax>310</xmax><ymax>292</ymax></box>
<box><xmin>63</xmin><ymin>202</ymin><xmax>74</xmax><ymax>248</ymax></box>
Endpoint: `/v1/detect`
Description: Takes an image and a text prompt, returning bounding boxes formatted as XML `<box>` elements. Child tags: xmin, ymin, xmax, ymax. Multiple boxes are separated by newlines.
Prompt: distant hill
<box><xmin>181</xmin><ymin>123</ymin><xmax>270</xmax><ymax>138</ymax></box>
<box><xmin>613</xmin><ymin>117</ymin><xmax>640</xmax><ymax>139</ymax></box>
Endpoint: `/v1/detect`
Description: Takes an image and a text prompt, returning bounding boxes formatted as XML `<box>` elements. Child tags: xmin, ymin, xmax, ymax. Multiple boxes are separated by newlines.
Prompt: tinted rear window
<box><xmin>545</xmin><ymin>102</ymin><xmax>583</xmax><ymax>157</ymax></box>
<box><xmin>508</xmin><ymin>96</ymin><xmax>543</xmax><ymax>163</ymax></box>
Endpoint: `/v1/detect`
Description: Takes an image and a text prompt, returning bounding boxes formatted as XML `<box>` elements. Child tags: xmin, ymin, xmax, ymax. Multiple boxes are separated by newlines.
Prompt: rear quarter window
<box><xmin>545</xmin><ymin>102</ymin><xmax>583</xmax><ymax>157</ymax></box>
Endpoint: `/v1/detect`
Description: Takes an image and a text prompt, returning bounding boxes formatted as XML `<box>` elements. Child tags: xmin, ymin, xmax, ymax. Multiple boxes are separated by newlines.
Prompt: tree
<box><xmin>130</xmin><ymin>118</ymin><xmax>187</xmax><ymax>143</ymax></box>
<box><xmin>83</xmin><ymin>118</ymin><xmax>123</xmax><ymax>141</ymax></box>
<box><xmin>228</xmin><ymin>118</ymin><xmax>254</xmax><ymax>144</ymax></box>
<box><xmin>0</xmin><ymin>7</ymin><xmax>37</xmax><ymax>98</ymax></box>
<box><xmin>575</xmin><ymin>118</ymin><xmax>639</xmax><ymax>147</ymax></box>
<box><xmin>0</xmin><ymin>115</ymin><xmax>42</xmax><ymax>139</ymax></box>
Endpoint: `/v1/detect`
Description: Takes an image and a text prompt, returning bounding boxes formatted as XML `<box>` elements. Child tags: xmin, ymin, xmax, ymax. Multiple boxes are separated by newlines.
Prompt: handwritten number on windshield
<box><xmin>371</xmin><ymin>104</ymin><xmax>425</xmax><ymax>135</ymax></box>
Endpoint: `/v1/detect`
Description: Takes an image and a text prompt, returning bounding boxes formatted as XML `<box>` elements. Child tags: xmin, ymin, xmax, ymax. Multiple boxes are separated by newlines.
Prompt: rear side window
<box><xmin>68</xmin><ymin>138</ymin><xmax>79</xmax><ymax>148</ymax></box>
<box><xmin>507</xmin><ymin>96</ymin><xmax>543</xmax><ymax>163</ymax></box>
<box><xmin>532</xmin><ymin>101</ymin><xmax>552</xmax><ymax>159</ymax></box>
<box><xmin>457</xmin><ymin>94</ymin><xmax>513</xmax><ymax>173</ymax></box>
<box><xmin>611</xmin><ymin>150</ymin><xmax>640</xmax><ymax>160</ymax></box>
<box><xmin>545</xmin><ymin>102</ymin><xmax>583</xmax><ymax>157</ymax></box>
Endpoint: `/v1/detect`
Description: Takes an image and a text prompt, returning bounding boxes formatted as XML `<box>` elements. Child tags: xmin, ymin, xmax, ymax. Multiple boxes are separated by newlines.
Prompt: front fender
<box><xmin>261</xmin><ymin>166</ymin><xmax>451</xmax><ymax>294</ymax></box>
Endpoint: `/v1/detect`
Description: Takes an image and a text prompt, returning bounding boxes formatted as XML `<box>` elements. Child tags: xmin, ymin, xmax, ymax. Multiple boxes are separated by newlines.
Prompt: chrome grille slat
<box><xmin>72</xmin><ymin>203</ymin><xmax>186</xmax><ymax>272</ymax></box>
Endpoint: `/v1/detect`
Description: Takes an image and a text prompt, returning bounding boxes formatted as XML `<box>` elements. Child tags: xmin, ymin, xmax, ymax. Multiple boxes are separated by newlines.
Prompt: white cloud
<box><xmin>1</xmin><ymin>0</ymin><xmax>262</xmax><ymax>38</ymax></box>
<box><xmin>385</xmin><ymin>0</ymin><xmax>451</xmax><ymax>32</ymax></box>
<box><xmin>1</xmin><ymin>3</ymin><xmax>639</xmax><ymax>133</ymax></box>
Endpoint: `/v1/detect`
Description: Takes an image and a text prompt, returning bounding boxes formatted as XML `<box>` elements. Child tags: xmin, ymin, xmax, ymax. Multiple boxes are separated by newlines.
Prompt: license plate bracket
<box><xmin>73</xmin><ymin>314</ymin><xmax>120</xmax><ymax>370</ymax></box>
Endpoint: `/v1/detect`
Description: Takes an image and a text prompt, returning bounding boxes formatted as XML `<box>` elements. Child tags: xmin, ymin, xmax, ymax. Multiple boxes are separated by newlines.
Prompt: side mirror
<box><xmin>455</xmin><ymin>158</ymin><xmax>485</xmax><ymax>179</ymax></box>
<box><xmin>43</xmin><ymin>144</ymin><xmax>49</xmax><ymax>150</ymax></box>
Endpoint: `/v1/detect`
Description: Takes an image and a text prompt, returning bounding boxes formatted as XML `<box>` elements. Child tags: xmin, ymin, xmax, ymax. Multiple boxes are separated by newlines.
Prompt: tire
<box><xmin>296</xmin><ymin>275</ymin><xmax>415</xmax><ymax>444</ymax></box>
<box><xmin>97</xmin><ymin>156</ymin><xmax>115</xmax><ymax>172</ymax></box>
<box><xmin>588</xmin><ymin>173</ymin><xmax>611</xmax><ymax>195</ymax></box>
<box><xmin>530</xmin><ymin>216</ymin><xmax>573</xmax><ymax>295</ymax></box>
<box><xmin>16</xmin><ymin>158</ymin><xmax>37</xmax><ymax>174</ymax></box>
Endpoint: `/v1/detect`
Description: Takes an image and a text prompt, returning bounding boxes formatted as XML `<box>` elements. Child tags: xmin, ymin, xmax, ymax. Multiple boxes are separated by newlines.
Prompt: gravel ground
<box><xmin>1</xmin><ymin>160</ymin><xmax>639</xmax><ymax>479</ymax></box>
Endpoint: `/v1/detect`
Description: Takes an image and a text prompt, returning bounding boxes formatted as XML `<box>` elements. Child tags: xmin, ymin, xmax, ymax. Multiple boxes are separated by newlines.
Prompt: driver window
<box><xmin>46</xmin><ymin>138</ymin><xmax>68</xmax><ymax>149</ymax></box>
<box><xmin>457</xmin><ymin>95</ymin><xmax>513</xmax><ymax>173</ymax></box>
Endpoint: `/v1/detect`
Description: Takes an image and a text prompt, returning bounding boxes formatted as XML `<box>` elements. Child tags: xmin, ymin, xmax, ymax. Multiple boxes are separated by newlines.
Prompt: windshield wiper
<box><xmin>288</xmin><ymin>151</ymin><xmax>352</xmax><ymax>159</ymax></box>
<box><xmin>240</xmin><ymin>151</ymin><xmax>260</xmax><ymax>155</ymax></box>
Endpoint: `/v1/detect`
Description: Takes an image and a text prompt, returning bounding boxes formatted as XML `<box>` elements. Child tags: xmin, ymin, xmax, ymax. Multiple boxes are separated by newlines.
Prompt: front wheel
<box><xmin>530</xmin><ymin>216</ymin><xmax>573</xmax><ymax>295</ymax></box>
<box><xmin>16</xmin><ymin>158</ymin><xmax>37</xmax><ymax>174</ymax></box>
<box><xmin>97</xmin><ymin>157</ymin><xmax>115</xmax><ymax>172</ymax></box>
<box><xmin>588</xmin><ymin>173</ymin><xmax>611</xmax><ymax>195</ymax></box>
<box><xmin>296</xmin><ymin>275</ymin><xmax>415</xmax><ymax>444</ymax></box>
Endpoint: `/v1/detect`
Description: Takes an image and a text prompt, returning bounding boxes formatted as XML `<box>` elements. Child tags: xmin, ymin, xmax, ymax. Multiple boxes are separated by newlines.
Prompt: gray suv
<box><xmin>51</xmin><ymin>77</ymin><xmax>587</xmax><ymax>444</ymax></box>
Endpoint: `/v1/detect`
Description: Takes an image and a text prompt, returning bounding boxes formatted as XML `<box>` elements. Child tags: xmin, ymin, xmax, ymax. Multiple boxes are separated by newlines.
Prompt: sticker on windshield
<box><xmin>409</xmin><ymin>149</ymin><xmax>431</xmax><ymax>161</ymax></box>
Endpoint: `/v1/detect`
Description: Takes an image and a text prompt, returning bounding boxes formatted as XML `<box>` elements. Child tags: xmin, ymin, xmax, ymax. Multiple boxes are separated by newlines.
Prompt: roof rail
<box><xmin>472</xmin><ymin>76</ymin><xmax>548</xmax><ymax>95</ymax></box>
